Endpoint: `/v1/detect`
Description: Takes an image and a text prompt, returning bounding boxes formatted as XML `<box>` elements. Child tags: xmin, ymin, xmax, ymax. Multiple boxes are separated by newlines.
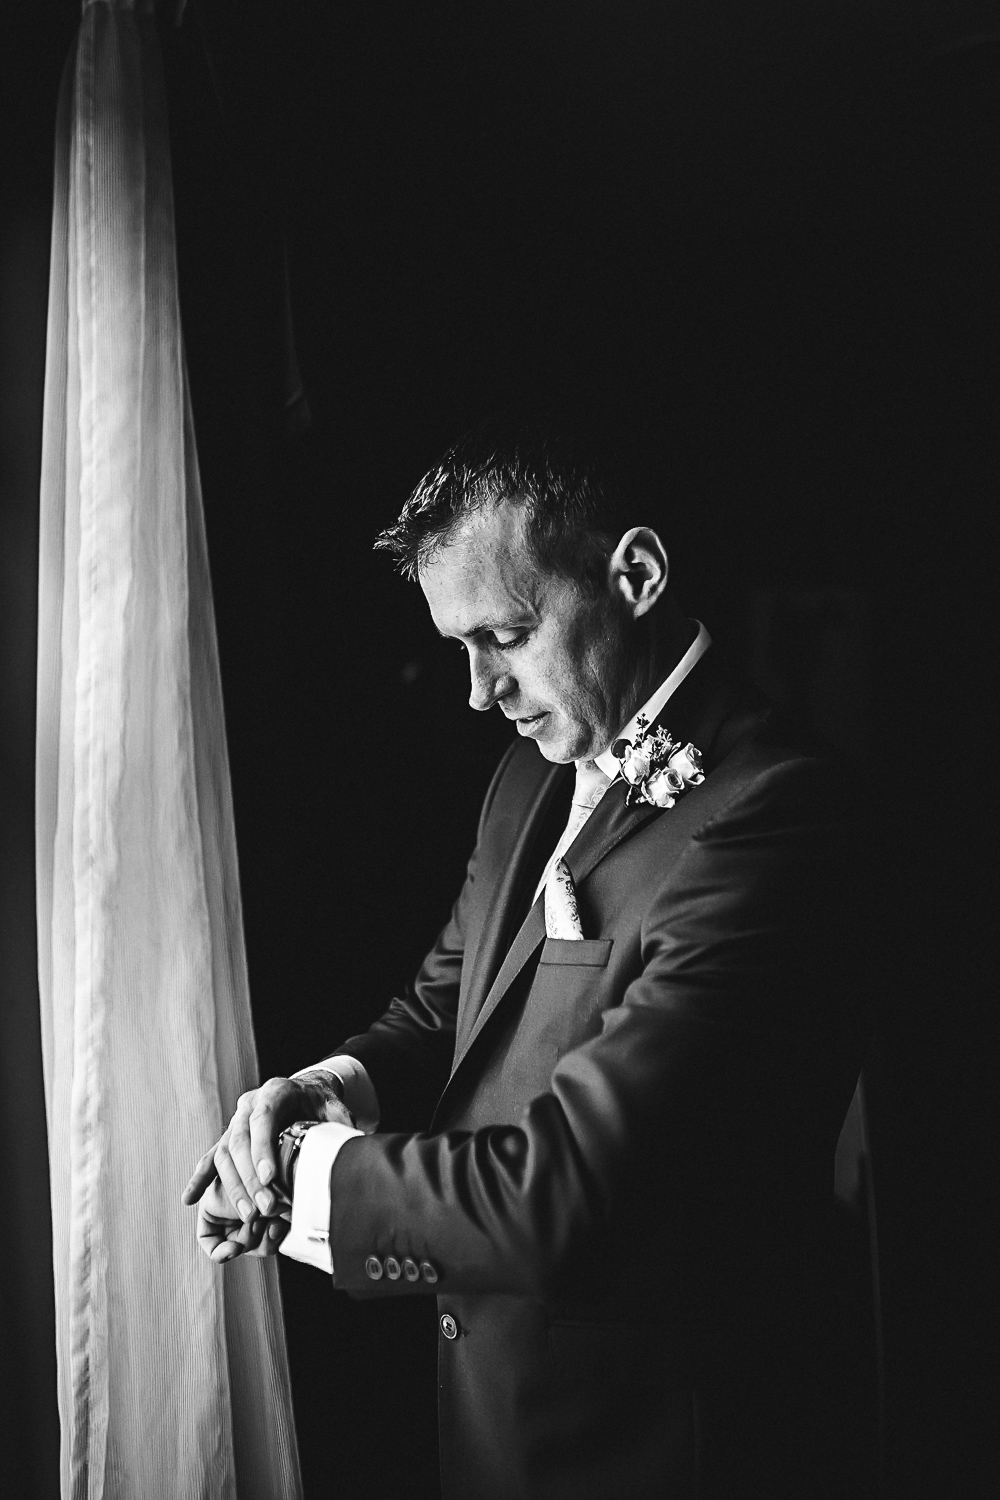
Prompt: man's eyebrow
<box><xmin>434</xmin><ymin>616</ymin><xmax>527</xmax><ymax>640</ymax></box>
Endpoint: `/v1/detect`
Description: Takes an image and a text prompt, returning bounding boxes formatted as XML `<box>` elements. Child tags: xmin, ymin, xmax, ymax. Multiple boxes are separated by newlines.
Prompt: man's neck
<box><xmin>620</xmin><ymin>612</ymin><xmax>698</xmax><ymax>733</ymax></box>
<box><xmin>589</xmin><ymin>616</ymin><xmax>711</xmax><ymax>777</ymax></box>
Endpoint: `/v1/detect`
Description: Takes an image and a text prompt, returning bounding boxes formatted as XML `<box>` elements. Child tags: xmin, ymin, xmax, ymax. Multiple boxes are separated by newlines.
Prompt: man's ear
<box><xmin>609</xmin><ymin>527</ymin><xmax>669</xmax><ymax>618</ymax></box>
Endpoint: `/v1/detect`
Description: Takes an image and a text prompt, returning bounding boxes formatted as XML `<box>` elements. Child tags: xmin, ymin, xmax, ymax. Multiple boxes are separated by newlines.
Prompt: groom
<box><xmin>184</xmin><ymin>419</ymin><xmax>871</xmax><ymax>1499</ymax></box>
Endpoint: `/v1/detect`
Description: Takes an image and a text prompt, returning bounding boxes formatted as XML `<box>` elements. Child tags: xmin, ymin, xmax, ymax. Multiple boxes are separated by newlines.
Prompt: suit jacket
<box><xmin>328</xmin><ymin>647</ymin><xmax>872</xmax><ymax>1499</ymax></box>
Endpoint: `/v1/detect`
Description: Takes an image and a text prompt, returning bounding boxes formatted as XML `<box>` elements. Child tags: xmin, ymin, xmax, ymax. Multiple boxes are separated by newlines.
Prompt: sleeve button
<box><xmin>384</xmin><ymin>1256</ymin><xmax>401</xmax><ymax>1280</ymax></box>
<box><xmin>364</xmin><ymin>1256</ymin><xmax>383</xmax><ymax>1280</ymax></box>
<box><xmin>439</xmin><ymin>1313</ymin><xmax>458</xmax><ymax>1340</ymax></box>
<box><xmin>419</xmin><ymin>1260</ymin><xmax>439</xmax><ymax>1284</ymax></box>
<box><xmin>402</xmin><ymin>1257</ymin><xmax>420</xmax><ymax>1282</ymax></box>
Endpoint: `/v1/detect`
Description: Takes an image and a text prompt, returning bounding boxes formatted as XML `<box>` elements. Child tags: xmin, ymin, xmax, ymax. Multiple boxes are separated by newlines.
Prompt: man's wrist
<box><xmin>295</xmin><ymin>1069</ymin><xmax>354</xmax><ymax>1124</ymax></box>
<box><xmin>277</xmin><ymin>1119</ymin><xmax>322</xmax><ymax>1196</ymax></box>
<box><xmin>292</xmin><ymin>1057</ymin><xmax>380</xmax><ymax>1134</ymax></box>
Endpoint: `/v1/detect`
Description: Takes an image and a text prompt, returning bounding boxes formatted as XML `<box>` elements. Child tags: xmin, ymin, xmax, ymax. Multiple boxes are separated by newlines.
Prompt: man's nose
<box><xmin>467</xmin><ymin>649</ymin><xmax>513</xmax><ymax>713</ymax></box>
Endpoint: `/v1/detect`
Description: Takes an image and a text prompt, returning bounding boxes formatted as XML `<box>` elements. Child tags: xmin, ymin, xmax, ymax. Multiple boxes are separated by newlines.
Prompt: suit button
<box><xmin>403</xmin><ymin>1257</ymin><xmax>420</xmax><ymax>1282</ymax></box>
<box><xmin>364</xmin><ymin>1256</ymin><xmax>383</xmax><ymax>1280</ymax></box>
<box><xmin>440</xmin><ymin>1314</ymin><xmax>458</xmax><ymax>1340</ymax></box>
<box><xmin>419</xmin><ymin>1260</ymin><xmax>439</xmax><ymax>1285</ymax></box>
<box><xmin>384</xmin><ymin>1256</ymin><xmax>401</xmax><ymax>1280</ymax></box>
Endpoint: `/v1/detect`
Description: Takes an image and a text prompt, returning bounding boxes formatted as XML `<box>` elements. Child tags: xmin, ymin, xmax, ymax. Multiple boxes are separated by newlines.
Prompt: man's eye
<box><xmin>494</xmin><ymin>632</ymin><xmax>529</xmax><ymax>650</ymax></box>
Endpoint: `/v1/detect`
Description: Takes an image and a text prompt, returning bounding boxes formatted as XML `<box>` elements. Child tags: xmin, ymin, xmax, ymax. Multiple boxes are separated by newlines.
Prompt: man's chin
<box><xmin>535</xmin><ymin>729</ymin><xmax>613</xmax><ymax>765</ymax></box>
<box><xmin>534</xmin><ymin>742</ymin><xmax>574</xmax><ymax>764</ymax></box>
<box><xmin>513</xmin><ymin>712</ymin><xmax>590</xmax><ymax>764</ymax></box>
<box><xmin>531</xmin><ymin>725</ymin><xmax>582</xmax><ymax>765</ymax></box>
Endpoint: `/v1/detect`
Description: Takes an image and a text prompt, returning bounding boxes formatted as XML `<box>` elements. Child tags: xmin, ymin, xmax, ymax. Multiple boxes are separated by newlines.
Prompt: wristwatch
<box><xmin>276</xmin><ymin>1119</ymin><xmax>321</xmax><ymax>1197</ymax></box>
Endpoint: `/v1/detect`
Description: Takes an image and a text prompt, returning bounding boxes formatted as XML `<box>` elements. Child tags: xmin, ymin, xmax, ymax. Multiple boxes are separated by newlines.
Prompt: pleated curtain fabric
<box><xmin>35</xmin><ymin>4</ymin><xmax>304</xmax><ymax>1496</ymax></box>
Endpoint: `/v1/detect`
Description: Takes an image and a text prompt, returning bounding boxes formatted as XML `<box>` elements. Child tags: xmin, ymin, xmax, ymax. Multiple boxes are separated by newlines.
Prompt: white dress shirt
<box><xmin>280</xmin><ymin>620</ymin><xmax>712</xmax><ymax>1275</ymax></box>
<box><xmin>277</xmin><ymin>1058</ymin><xmax>377</xmax><ymax>1274</ymax></box>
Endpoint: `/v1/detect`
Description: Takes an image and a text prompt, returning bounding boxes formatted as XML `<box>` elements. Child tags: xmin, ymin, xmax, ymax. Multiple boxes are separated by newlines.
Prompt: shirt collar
<box><xmin>592</xmin><ymin>619</ymin><xmax>712</xmax><ymax>779</ymax></box>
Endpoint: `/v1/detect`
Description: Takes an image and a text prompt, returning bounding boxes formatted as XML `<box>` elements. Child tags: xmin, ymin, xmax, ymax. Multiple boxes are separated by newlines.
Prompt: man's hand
<box><xmin>194</xmin><ymin>1176</ymin><xmax>292</xmax><ymax>1263</ymax></box>
<box><xmin>182</xmin><ymin>1072</ymin><xmax>355</xmax><ymax>1246</ymax></box>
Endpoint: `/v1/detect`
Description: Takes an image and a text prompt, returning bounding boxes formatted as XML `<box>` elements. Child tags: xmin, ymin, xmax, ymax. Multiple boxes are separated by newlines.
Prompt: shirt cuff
<box><xmin>278</xmin><ymin>1121</ymin><xmax>362</xmax><ymax>1275</ymax></box>
<box><xmin>292</xmin><ymin>1055</ymin><xmax>380</xmax><ymax>1133</ymax></box>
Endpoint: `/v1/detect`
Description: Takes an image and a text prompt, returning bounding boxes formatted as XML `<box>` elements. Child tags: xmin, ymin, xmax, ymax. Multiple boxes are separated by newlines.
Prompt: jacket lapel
<box><xmin>453</xmin><ymin>752</ymin><xmax>571</xmax><ymax>1059</ymax></box>
<box><xmin>559</xmin><ymin>646</ymin><xmax>756</xmax><ymax>888</ymax></box>
<box><xmin>450</xmin><ymin>900</ymin><xmax>548</xmax><ymax>1077</ymax></box>
<box><xmin>448</xmin><ymin>647</ymin><xmax>758</xmax><ymax>1081</ymax></box>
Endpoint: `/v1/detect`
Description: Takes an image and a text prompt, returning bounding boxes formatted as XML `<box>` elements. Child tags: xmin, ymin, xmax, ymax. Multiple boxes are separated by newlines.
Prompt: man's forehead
<box><xmin>419</xmin><ymin>503</ymin><xmax>544</xmax><ymax>634</ymax></box>
<box><xmin>444</xmin><ymin>498</ymin><xmax>531</xmax><ymax>554</ymax></box>
<box><xmin>421</xmin><ymin>504</ymin><xmax>537</xmax><ymax>582</ymax></box>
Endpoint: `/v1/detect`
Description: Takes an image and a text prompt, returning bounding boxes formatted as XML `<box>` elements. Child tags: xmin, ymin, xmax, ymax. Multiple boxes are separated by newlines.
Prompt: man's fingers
<box><xmin>196</xmin><ymin>1079</ymin><xmax>308</xmax><ymax>1220</ymax></box>
<box><xmin>228</xmin><ymin>1087</ymin><xmax>281</xmax><ymax>1215</ymax></box>
<box><xmin>246</xmin><ymin>1219</ymin><xmax>290</xmax><ymax>1258</ymax></box>
<box><xmin>194</xmin><ymin>1162</ymin><xmax>293</xmax><ymax>1264</ymax></box>
<box><xmin>181</xmin><ymin>1144</ymin><xmax>221</xmax><ymax>1206</ymax></box>
<box><xmin>227</xmin><ymin>1116</ymin><xmax>268</xmax><ymax>1211</ymax></box>
<box><xmin>196</xmin><ymin>1178</ymin><xmax>267</xmax><ymax>1262</ymax></box>
<box><xmin>236</xmin><ymin>1211</ymin><xmax>267</xmax><ymax>1252</ymax></box>
<box><xmin>208</xmin><ymin>1228</ymin><xmax>245</xmax><ymax>1263</ymax></box>
<box><xmin>197</xmin><ymin>1205</ymin><xmax>246</xmax><ymax>1263</ymax></box>
<box><xmin>213</xmin><ymin>1134</ymin><xmax>258</xmax><ymax>1223</ymax></box>
<box><xmin>238</xmin><ymin>1079</ymin><xmax>305</xmax><ymax>1214</ymax></box>
<box><xmin>196</xmin><ymin>1195</ymin><xmax>289</xmax><ymax>1263</ymax></box>
<box><xmin>248</xmin><ymin>1097</ymin><xmax>283</xmax><ymax>1208</ymax></box>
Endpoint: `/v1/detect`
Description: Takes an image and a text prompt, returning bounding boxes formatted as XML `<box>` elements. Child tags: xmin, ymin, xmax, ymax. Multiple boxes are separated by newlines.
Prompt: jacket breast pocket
<box><xmin>539</xmin><ymin>937</ymin><xmax>613</xmax><ymax>968</ymax></box>
<box><xmin>513</xmin><ymin>938</ymin><xmax>615</xmax><ymax>1077</ymax></box>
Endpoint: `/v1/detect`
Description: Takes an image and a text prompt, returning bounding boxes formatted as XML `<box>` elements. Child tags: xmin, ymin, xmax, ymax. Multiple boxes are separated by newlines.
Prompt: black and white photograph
<box><xmin>1</xmin><ymin>2</ymin><xmax>994</xmax><ymax>1497</ymax></box>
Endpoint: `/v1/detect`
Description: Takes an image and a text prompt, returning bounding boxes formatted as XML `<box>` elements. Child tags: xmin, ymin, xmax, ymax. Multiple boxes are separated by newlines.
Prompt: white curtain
<box><xmin>35</xmin><ymin>3</ymin><xmax>304</xmax><ymax>1496</ymax></box>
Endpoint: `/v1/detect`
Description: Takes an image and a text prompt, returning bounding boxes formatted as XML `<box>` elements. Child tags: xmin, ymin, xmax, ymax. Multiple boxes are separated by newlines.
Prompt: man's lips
<box><xmin>511</xmin><ymin>711</ymin><xmax>548</xmax><ymax>736</ymax></box>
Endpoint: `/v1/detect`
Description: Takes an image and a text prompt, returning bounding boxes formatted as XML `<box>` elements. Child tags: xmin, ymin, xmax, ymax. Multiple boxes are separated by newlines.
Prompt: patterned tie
<box><xmin>545</xmin><ymin>857</ymin><xmax>584</xmax><ymax>938</ymax></box>
<box><xmin>534</xmin><ymin>758</ymin><xmax>613</xmax><ymax>907</ymax></box>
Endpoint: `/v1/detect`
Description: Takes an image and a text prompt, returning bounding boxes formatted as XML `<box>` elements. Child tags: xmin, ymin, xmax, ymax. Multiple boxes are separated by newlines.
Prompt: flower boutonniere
<box><xmin>611</xmin><ymin>714</ymin><xmax>706</xmax><ymax>809</ymax></box>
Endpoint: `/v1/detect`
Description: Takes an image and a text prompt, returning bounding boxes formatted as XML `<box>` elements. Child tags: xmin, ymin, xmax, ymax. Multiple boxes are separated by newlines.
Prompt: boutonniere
<box><xmin>611</xmin><ymin>714</ymin><xmax>706</xmax><ymax>809</ymax></box>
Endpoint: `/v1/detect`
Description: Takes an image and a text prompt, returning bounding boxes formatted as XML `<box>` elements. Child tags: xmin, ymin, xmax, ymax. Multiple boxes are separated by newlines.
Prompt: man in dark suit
<box><xmin>184</xmin><ymin>421</ymin><xmax>871</xmax><ymax>1498</ymax></box>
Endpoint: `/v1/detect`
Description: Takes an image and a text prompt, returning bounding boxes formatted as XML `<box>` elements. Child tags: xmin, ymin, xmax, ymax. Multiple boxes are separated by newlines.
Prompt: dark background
<box><xmin>1</xmin><ymin>2</ymin><xmax>995</xmax><ymax>1497</ymax></box>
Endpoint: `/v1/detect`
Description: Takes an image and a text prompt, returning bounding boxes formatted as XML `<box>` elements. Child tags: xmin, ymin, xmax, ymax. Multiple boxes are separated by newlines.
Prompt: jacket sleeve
<box><xmin>327</xmin><ymin>753</ymin><xmax>870</xmax><ymax>1303</ymax></box>
<box><xmin>327</xmin><ymin>743</ymin><xmax>520</xmax><ymax>1132</ymax></box>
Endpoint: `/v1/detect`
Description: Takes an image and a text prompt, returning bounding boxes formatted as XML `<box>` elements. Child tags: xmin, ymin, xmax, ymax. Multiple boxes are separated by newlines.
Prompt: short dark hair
<box><xmin>374</xmin><ymin>414</ymin><xmax>650</xmax><ymax>594</ymax></box>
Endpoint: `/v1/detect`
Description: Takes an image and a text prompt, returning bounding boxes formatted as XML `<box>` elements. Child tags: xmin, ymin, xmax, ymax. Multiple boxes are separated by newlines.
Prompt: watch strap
<box><xmin>277</xmin><ymin>1119</ymin><xmax>321</xmax><ymax>1197</ymax></box>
